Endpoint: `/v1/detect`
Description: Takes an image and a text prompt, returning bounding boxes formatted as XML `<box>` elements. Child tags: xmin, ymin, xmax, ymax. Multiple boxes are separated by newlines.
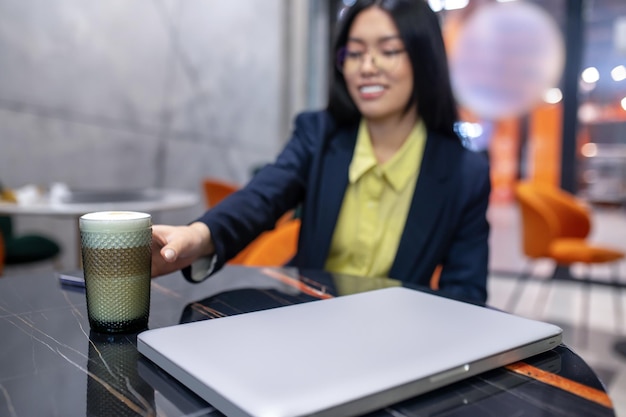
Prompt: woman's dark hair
<box><xmin>327</xmin><ymin>0</ymin><xmax>458</xmax><ymax>138</ymax></box>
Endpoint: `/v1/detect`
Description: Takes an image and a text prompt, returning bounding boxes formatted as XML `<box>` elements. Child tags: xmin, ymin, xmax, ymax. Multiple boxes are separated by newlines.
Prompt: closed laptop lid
<box><xmin>138</xmin><ymin>286</ymin><xmax>563</xmax><ymax>417</ymax></box>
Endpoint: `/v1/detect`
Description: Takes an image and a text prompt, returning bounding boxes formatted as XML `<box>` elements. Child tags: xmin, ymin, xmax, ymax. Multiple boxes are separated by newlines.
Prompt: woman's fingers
<box><xmin>150</xmin><ymin>223</ymin><xmax>212</xmax><ymax>278</ymax></box>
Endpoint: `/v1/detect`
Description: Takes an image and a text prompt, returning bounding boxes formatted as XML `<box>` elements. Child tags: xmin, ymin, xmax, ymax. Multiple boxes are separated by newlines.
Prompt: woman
<box><xmin>151</xmin><ymin>0</ymin><xmax>491</xmax><ymax>304</ymax></box>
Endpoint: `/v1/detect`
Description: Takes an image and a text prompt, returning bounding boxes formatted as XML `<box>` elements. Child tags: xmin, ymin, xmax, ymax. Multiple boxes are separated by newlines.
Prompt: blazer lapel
<box><xmin>390</xmin><ymin>132</ymin><xmax>457</xmax><ymax>281</ymax></box>
<box><xmin>309</xmin><ymin>126</ymin><xmax>357</xmax><ymax>267</ymax></box>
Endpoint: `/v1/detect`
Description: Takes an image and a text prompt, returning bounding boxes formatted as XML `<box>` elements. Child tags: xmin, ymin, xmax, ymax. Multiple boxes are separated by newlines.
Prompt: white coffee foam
<box><xmin>80</xmin><ymin>211</ymin><xmax>151</xmax><ymax>232</ymax></box>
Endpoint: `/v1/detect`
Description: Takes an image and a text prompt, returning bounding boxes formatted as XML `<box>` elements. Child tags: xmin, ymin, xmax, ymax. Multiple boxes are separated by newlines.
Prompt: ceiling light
<box><xmin>611</xmin><ymin>65</ymin><xmax>626</xmax><ymax>82</ymax></box>
<box><xmin>443</xmin><ymin>0</ymin><xmax>469</xmax><ymax>10</ymax></box>
<box><xmin>581</xmin><ymin>143</ymin><xmax>598</xmax><ymax>158</ymax></box>
<box><xmin>543</xmin><ymin>88</ymin><xmax>563</xmax><ymax>104</ymax></box>
<box><xmin>456</xmin><ymin>122</ymin><xmax>483</xmax><ymax>139</ymax></box>
<box><xmin>428</xmin><ymin>0</ymin><xmax>443</xmax><ymax>12</ymax></box>
<box><xmin>581</xmin><ymin>67</ymin><xmax>600</xmax><ymax>84</ymax></box>
<box><xmin>578</xmin><ymin>103</ymin><xmax>599</xmax><ymax>123</ymax></box>
<box><xmin>428</xmin><ymin>0</ymin><xmax>469</xmax><ymax>12</ymax></box>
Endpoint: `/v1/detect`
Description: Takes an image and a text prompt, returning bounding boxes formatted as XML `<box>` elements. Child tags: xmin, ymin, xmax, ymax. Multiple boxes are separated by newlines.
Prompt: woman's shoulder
<box><xmin>291</xmin><ymin>110</ymin><xmax>359</xmax><ymax>147</ymax></box>
<box><xmin>293</xmin><ymin>109</ymin><xmax>336</xmax><ymax>130</ymax></box>
<box><xmin>430</xmin><ymin>130</ymin><xmax>490</xmax><ymax>174</ymax></box>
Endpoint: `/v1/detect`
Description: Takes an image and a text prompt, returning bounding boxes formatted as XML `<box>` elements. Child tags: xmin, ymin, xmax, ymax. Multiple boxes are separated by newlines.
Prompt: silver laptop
<box><xmin>137</xmin><ymin>287</ymin><xmax>562</xmax><ymax>417</ymax></box>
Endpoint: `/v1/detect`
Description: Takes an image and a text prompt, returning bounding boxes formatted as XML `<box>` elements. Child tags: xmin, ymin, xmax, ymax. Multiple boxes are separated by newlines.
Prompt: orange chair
<box><xmin>508</xmin><ymin>181</ymin><xmax>624</xmax><ymax>313</ymax></box>
<box><xmin>201</xmin><ymin>177</ymin><xmax>249</xmax><ymax>264</ymax></box>
<box><xmin>202</xmin><ymin>177</ymin><xmax>295</xmax><ymax>222</ymax></box>
<box><xmin>202</xmin><ymin>177</ymin><xmax>295</xmax><ymax>265</ymax></box>
<box><xmin>202</xmin><ymin>178</ymin><xmax>239</xmax><ymax>208</ymax></box>
<box><xmin>241</xmin><ymin>219</ymin><xmax>301</xmax><ymax>267</ymax></box>
<box><xmin>201</xmin><ymin>177</ymin><xmax>297</xmax><ymax>264</ymax></box>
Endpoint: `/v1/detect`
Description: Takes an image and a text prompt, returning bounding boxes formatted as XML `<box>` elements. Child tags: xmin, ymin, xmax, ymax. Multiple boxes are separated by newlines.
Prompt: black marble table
<box><xmin>0</xmin><ymin>265</ymin><xmax>616</xmax><ymax>416</ymax></box>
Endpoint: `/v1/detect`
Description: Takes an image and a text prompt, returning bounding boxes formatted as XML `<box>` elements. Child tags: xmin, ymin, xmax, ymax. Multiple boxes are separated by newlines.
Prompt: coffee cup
<box><xmin>79</xmin><ymin>211</ymin><xmax>152</xmax><ymax>333</ymax></box>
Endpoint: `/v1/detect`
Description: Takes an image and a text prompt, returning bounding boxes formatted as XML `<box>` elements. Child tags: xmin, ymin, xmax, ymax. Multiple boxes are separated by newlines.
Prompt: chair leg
<box><xmin>614</xmin><ymin>261</ymin><xmax>626</xmax><ymax>359</ymax></box>
<box><xmin>505</xmin><ymin>262</ymin><xmax>533</xmax><ymax>313</ymax></box>
<box><xmin>611</xmin><ymin>262</ymin><xmax>624</xmax><ymax>334</ymax></box>
<box><xmin>579</xmin><ymin>270</ymin><xmax>591</xmax><ymax>349</ymax></box>
<box><xmin>552</xmin><ymin>264</ymin><xmax>575</xmax><ymax>281</ymax></box>
<box><xmin>533</xmin><ymin>278</ymin><xmax>552</xmax><ymax>319</ymax></box>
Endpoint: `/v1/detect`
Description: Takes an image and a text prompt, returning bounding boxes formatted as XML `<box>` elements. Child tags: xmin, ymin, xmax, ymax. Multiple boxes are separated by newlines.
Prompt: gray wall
<box><xmin>0</xmin><ymin>0</ymin><xmax>325</xmax><ymax>269</ymax></box>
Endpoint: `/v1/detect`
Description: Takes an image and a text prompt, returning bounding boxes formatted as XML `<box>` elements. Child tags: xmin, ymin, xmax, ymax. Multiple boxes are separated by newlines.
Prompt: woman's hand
<box><xmin>151</xmin><ymin>222</ymin><xmax>214</xmax><ymax>278</ymax></box>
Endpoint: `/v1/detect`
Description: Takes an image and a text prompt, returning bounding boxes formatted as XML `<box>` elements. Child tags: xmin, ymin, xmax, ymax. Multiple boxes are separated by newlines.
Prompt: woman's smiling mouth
<box><xmin>359</xmin><ymin>84</ymin><xmax>386</xmax><ymax>98</ymax></box>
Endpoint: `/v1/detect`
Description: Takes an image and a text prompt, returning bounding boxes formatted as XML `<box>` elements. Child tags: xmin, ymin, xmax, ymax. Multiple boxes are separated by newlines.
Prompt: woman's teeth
<box><xmin>360</xmin><ymin>85</ymin><xmax>384</xmax><ymax>94</ymax></box>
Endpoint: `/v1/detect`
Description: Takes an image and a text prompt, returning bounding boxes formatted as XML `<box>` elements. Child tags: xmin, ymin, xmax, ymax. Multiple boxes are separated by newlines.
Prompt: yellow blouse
<box><xmin>325</xmin><ymin>119</ymin><xmax>427</xmax><ymax>281</ymax></box>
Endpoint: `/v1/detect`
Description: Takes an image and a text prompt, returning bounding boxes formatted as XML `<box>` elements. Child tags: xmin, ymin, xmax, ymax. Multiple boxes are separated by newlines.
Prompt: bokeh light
<box><xmin>543</xmin><ymin>88</ymin><xmax>563</xmax><ymax>104</ymax></box>
<box><xmin>581</xmin><ymin>67</ymin><xmax>600</xmax><ymax>84</ymax></box>
<box><xmin>611</xmin><ymin>65</ymin><xmax>626</xmax><ymax>82</ymax></box>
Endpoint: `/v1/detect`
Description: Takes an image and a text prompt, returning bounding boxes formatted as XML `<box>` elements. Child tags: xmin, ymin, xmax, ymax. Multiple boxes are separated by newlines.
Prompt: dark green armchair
<box><xmin>0</xmin><ymin>215</ymin><xmax>61</xmax><ymax>273</ymax></box>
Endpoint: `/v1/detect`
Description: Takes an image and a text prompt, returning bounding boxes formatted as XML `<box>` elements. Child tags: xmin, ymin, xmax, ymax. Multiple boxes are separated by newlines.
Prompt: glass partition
<box><xmin>324</xmin><ymin>0</ymin><xmax>626</xmax><ymax>206</ymax></box>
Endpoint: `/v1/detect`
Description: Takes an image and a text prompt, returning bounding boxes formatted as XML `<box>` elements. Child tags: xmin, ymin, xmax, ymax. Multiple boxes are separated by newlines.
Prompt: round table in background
<box><xmin>0</xmin><ymin>188</ymin><xmax>198</xmax><ymax>217</ymax></box>
<box><xmin>0</xmin><ymin>188</ymin><xmax>199</xmax><ymax>267</ymax></box>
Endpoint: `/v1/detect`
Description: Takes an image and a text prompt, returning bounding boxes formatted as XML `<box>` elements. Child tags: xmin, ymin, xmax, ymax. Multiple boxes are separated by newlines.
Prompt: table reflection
<box><xmin>87</xmin><ymin>332</ymin><xmax>155</xmax><ymax>417</ymax></box>
<box><xmin>179</xmin><ymin>268</ymin><xmax>403</xmax><ymax>323</ymax></box>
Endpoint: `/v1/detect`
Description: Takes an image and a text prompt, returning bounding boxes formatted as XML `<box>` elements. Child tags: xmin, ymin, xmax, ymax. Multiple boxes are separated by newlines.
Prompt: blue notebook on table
<box><xmin>137</xmin><ymin>286</ymin><xmax>562</xmax><ymax>417</ymax></box>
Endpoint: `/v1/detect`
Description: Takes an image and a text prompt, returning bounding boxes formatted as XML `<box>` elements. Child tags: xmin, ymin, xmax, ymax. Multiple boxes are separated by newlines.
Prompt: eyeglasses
<box><xmin>336</xmin><ymin>46</ymin><xmax>407</xmax><ymax>74</ymax></box>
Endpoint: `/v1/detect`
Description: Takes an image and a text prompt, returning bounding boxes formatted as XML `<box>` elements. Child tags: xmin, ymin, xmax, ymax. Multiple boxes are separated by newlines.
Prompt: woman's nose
<box><xmin>359</xmin><ymin>51</ymin><xmax>379</xmax><ymax>74</ymax></box>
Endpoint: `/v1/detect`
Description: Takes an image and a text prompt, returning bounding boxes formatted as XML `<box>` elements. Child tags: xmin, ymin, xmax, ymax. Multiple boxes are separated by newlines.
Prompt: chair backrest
<box><xmin>202</xmin><ymin>178</ymin><xmax>239</xmax><ymax>208</ymax></box>
<box><xmin>241</xmin><ymin>219</ymin><xmax>301</xmax><ymax>267</ymax></box>
<box><xmin>0</xmin><ymin>215</ymin><xmax>13</xmax><ymax>238</ymax></box>
<box><xmin>514</xmin><ymin>181</ymin><xmax>593</xmax><ymax>259</ymax></box>
<box><xmin>515</xmin><ymin>182</ymin><xmax>562</xmax><ymax>258</ymax></box>
<box><xmin>531</xmin><ymin>183</ymin><xmax>591</xmax><ymax>239</ymax></box>
<box><xmin>222</xmin><ymin>210</ymin><xmax>296</xmax><ymax>266</ymax></box>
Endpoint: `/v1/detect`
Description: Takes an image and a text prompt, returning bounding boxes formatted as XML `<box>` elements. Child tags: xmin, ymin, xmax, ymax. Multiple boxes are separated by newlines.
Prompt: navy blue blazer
<box><xmin>196</xmin><ymin>110</ymin><xmax>491</xmax><ymax>303</ymax></box>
